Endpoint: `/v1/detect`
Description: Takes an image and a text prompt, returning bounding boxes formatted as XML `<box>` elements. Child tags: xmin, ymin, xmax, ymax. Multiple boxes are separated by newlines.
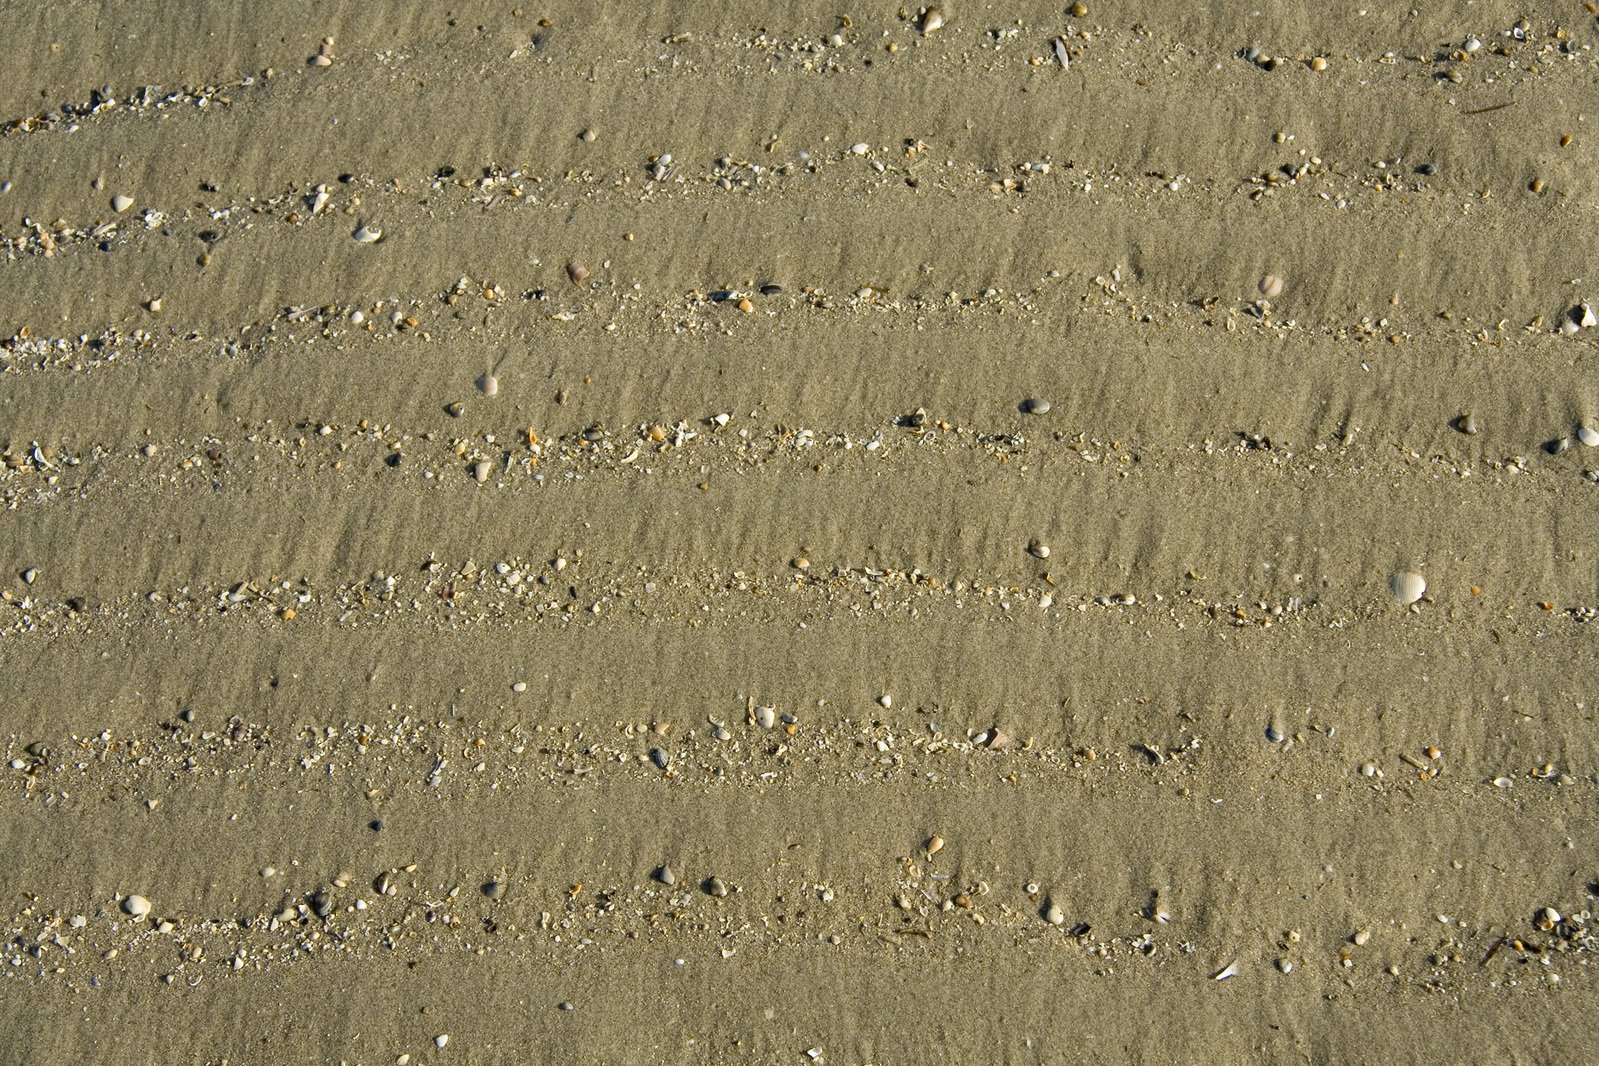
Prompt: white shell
<box><xmin>111</xmin><ymin>194</ymin><xmax>134</xmax><ymax>213</ymax></box>
<box><xmin>122</xmin><ymin>894</ymin><xmax>151</xmax><ymax>920</ymax></box>
<box><xmin>352</xmin><ymin>224</ymin><xmax>382</xmax><ymax>243</ymax></box>
<box><xmin>1388</xmin><ymin>571</ymin><xmax>1426</xmax><ymax>605</ymax></box>
<box><xmin>1579</xmin><ymin>427</ymin><xmax>1599</xmax><ymax>447</ymax></box>
<box><xmin>477</xmin><ymin>373</ymin><xmax>498</xmax><ymax>397</ymax></box>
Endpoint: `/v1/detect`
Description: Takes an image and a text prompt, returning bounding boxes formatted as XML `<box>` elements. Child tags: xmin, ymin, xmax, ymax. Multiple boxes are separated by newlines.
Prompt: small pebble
<box><xmin>111</xmin><ymin>193</ymin><xmax>134</xmax><ymax>213</ymax></box>
<box><xmin>655</xmin><ymin>865</ymin><xmax>677</xmax><ymax>886</ymax></box>
<box><xmin>918</xmin><ymin>7</ymin><xmax>944</xmax><ymax>34</ymax></box>
<box><xmin>352</xmin><ymin>224</ymin><xmax>381</xmax><ymax>243</ymax></box>
<box><xmin>1021</xmin><ymin>398</ymin><xmax>1051</xmax><ymax>415</ymax></box>
<box><xmin>579</xmin><ymin>128</ymin><xmax>596</xmax><ymax>142</ymax></box>
<box><xmin>477</xmin><ymin>373</ymin><xmax>498</xmax><ymax>397</ymax></box>
<box><xmin>21</xmin><ymin>567</ymin><xmax>37</xmax><ymax>584</ymax></box>
<box><xmin>1276</xmin><ymin>958</ymin><xmax>1293</xmax><ymax>974</ymax></box>
<box><xmin>434</xmin><ymin>1035</ymin><xmax>448</xmax><ymax>1049</ymax></box>
<box><xmin>512</xmin><ymin>681</ymin><xmax>527</xmax><ymax>693</ymax></box>
<box><xmin>1579</xmin><ymin>427</ymin><xmax>1599</xmax><ymax>447</ymax></box>
<box><xmin>1388</xmin><ymin>571</ymin><xmax>1426</xmax><ymax>605</ymax></box>
<box><xmin>1044</xmin><ymin>900</ymin><xmax>1066</xmax><ymax>925</ymax></box>
<box><xmin>1352</xmin><ymin>928</ymin><xmax>1371</xmax><ymax>946</ymax></box>
<box><xmin>877</xmin><ymin>694</ymin><xmax>893</xmax><ymax>709</ymax></box>
<box><xmin>705</xmin><ymin>876</ymin><xmax>729</xmax><ymax>898</ymax></box>
<box><xmin>1581</xmin><ymin>304</ymin><xmax>1598</xmax><ymax>328</ymax></box>
<box><xmin>566</xmin><ymin>261</ymin><xmax>589</xmax><ymax>285</ymax></box>
<box><xmin>1456</xmin><ymin>413</ymin><xmax>1478</xmax><ymax>435</ymax></box>
<box><xmin>472</xmin><ymin>460</ymin><xmax>492</xmax><ymax>483</ymax></box>
<box><xmin>1028</xmin><ymin>540</ymin><xmax>1050</xmax><ymax>560</ymax></box>
<box><xmin>557</xmin><ymin>1001</ymin><xmax>575</xmax><ymax>1012</ymax></box>
<box><xmin>122</xmin><ymin>895</ymin><xmax>151</xmax><ymax>920</ymax></box>
<box><xmin>1547</xmin><ymin>437</ymin><xmax>1571</xmax><ymax>456</ymax></box>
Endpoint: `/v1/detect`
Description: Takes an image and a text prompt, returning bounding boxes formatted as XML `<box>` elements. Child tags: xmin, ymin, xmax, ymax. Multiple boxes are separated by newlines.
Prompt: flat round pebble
<box><xmin>1388</xmin><ymin>571</ymin><xmax>1426</xmax><ymax>605</ymax></box>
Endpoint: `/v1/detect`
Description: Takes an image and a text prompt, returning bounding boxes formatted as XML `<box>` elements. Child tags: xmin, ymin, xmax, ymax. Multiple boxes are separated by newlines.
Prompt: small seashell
<box><xmin>477</xmin><ymin>373</ymin><xmax>498</xmax><ymax>397</ymax></box>
<box><xmin>925</xmin><ymin>834</ymin><xmax>944</xmax><ymax>858</ymax></box>
<box><xmin>1259</xmin><ymin>274</ymin><xmax>1284</xmax><ymax>299</ymax></box>
<box><xmin>918</xmin><ymin>7</ymin><xmax>944</xmax><ymax>34</ymax></box>
<box><xmin>352</xmin><ymin>224</ymin><xmax>381</xmax><ymax>243</ymax></box>
<box><xmin>472</xmin><ymin>459</ymin><xmax>492</xmax><ymax>483</ymax></box>
<box><xmin>111</xmin><ymin>194</ymin><xmax>134</xmax><ymax>213</ymax></box>
<box><xmin>1388</xmin><ymin>571</ymin><xmax>1426</xmax><ymax>605</ymax></box>
<box><xmin>1579</xmin><ymin>426</ymin><xmax>1599</xmax><ymax>447</ymax></box>
<box><xmin>122</xmin><ymin>894</ymin><xmax>151</xmax><ymax>920</ymax></box>
<box><xmin>1028</xmin><ymin>539</ymin><xmax>1050</xmax><ymax>559</ymax></box>
<box><xmin>1578</xmin><ymin>304</ymin><xmax>1597</xmax><ymax>329</ymax></box>
<box><xmin>1213</xmin><ymin>961</ymin><xmax>1239</xmax><ymax>981</ymax></box>
<box><xmin>705</xmin><ymin>876</ymin><xmax>729</xmax><ymax>898</ymax></box>
<box><xmin>1021</xmin><ymin>397</ymin><xmax>1051</xmax><ymax>415</ymax></box>
<box><xmin>1044</xmin><ymin>900</ymin><xmax>1066</xmax><ymax>925</ymax></box>
<box><xmin>878</xmin><ymin>694</ymin><xmax>893</xmax><ymax>709</ymax></box>
<box><xmin>566</xmin><ymin>261</ymin><xmax>589</xmax><ymax>285</ymax></box>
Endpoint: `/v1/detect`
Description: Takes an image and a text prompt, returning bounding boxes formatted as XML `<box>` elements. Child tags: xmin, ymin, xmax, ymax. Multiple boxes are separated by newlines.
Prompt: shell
<box><xmin>1388</xmin><ymin>571</ymin><xmax>1426</xmax><ymax>605</ymax></box>
<box><xmin>566</xmin><ymin>261</ymin><xmax>590</xmax><ymax>285</ymax></box>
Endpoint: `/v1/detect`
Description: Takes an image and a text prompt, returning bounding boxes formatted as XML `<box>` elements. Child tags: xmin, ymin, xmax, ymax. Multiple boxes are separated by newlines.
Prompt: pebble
<box><xmin>111</xmin><ymin>193</ymin><xmax>134</xmax><ymax>213</ymax></box>
<box><xmin>21</xmin><ymin>567</ymin><xmax>37</xmax><ymax>584</ymax></box>
<box><xmin>557</xmin><ymin>1001</ymin><xmax>575</xmax><ymax>1012</ymax></box>
<box><xmin>434</xmin><ymin>1035</ymin><xmax>449</xmax><ymax>1049</ymax></box>
<box><xmin>477</xmin><ymin>373</ymin><xmax>498</xmax><ymax>397</ymax></box>
<box><xmin>1276</xmin><ymin>958</ymin><xmax>1294</xmax><ymax>974</ymax></box>
<box><xmin>1388</xmin><ymin>571</ymin><xmax>1426</xmax><ymax>605</ymax></box>
<box><xmin>1456</xmin><ymin>413</ymin><xmax>1478</xmax><ymax>435</ymax></box>
<box><xmin>655</xmin><ymin>865</ymin><xmax>676</xmax><ymax>886</ymax></box>
<box><xmin>512</xmin><ymin>681</ymin><xmax>527</xmax><ymax>693</ymax></box>
<box><xmin>919</xmin><ymin>7</ymin><xmax>944</xmax><ymax>34</ymax></box>
<box><xmin>1579</xmin><ymin>304</ymin><xmax>1597</xmax><ymax>329</ymax></box>
<box><xmin>352</xmin><ymin>224</ymin><xmax>382</xmax><ymax>243</ymax></box>
<box><xmin>1352</xmin><ymin>928</ymin><xmax>1371</xmax><ymax>946</ymax></box>
<box><xmin>705</xmin><ymin>876</ymin><xmax>729</xmax><ymax>897</ymax></box>
<box><xmin>1044</xmin><ymin>900</ymin><xmax>1066</xmax><ymax>925</ymax></box>
<box><xmin>566</xmin><ymin>261</ymin><xmax>589</xmax><ymax>285</ymax></box>
<box><xmin>1548</xmin><ymin>437</ymin><xmax>1572</xmax><ymax>455</ymax></box>
<box><xmin>878</xmin><ymin>694</ymin><xmax>893</xmax><ymax>709</ymax></box>
<box><xmin>1020</xmin><ymin>398</ymin><xmax>1052</xmax><ymax>415</ymax></box>
<box><xmin>472</xmin><ymin>460</ymin><xmax>492</xmax><ymax>483</ymax></box>
<box><xmin>1579</xmin><ymin>427</ymin><xmax>1599</xmax><ymax>447</ymax></box>
<box><xmin>791</xmin><ymin>556</ymin><xmax>810</xmax><ymax>570</ymax></box>
<box><xmin>1027</xmin><ymin>540</ymin><xmax>1050</xmax><ymax>559</ymax></box>
<box><xmin>122</xmin><ymin>894</ymin><xmax>151</xmax><ymax>920</ymax></box>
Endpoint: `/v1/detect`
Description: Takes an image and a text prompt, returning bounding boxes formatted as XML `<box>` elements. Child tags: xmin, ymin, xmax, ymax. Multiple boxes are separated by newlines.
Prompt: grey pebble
<box><xmin>654</xmin><ymin>865</ymin><xmax>676</xmax><ymax>886</ymax></box>
<box><xmin>704</xmin><ymin>876</ymin><xmax>729</xmax><ymax>897</ymax></box>
<box><xmin>1456</xmin><ymin>413</ymin><xmax>1478</xmax><ymax>435</ymax></box>
<box><xmin>558</xmin><ymin>1001</ymin><xmax>575</xmax><ymax>1012</ymax></box>
<box><xmin>1020</xmin><ymin>398</ymin><xmax>1052</xmax><ymax>415</ymax></box>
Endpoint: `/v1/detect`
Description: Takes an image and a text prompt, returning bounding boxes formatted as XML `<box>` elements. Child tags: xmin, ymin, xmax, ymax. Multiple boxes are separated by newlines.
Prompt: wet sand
<box><xmin>2</xmin><ymin>3</ymin><xmax>1598</xmax><ymax>1062</ymax></box>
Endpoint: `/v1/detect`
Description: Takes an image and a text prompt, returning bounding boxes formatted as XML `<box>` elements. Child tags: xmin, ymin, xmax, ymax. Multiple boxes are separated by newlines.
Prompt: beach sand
<box><xmin>2</xmin><ymin>3</ymin><xmax>1598</xmax><ymax>1062</ymax></box>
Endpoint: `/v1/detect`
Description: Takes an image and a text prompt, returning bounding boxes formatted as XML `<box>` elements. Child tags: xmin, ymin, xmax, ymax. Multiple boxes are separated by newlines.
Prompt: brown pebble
<box><xmin>567</xmin><ymin>261</ymin><xmax>590</xmax><ymax>285</ymax></box>
<box><xmin>1069</xmin><ymin>1</ymin><xmax>1087</xmax><ymax>14</ymax></box>
<box><xmin>737</xmin><ymin>297</ymin><xmax>753</xmax><ymax>313</ymax></box>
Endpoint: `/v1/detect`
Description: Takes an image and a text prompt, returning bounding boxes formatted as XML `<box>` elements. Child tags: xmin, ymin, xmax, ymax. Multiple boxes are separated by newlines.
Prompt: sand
<box><xmin>2</xmin><ymin>2</ymin><xmax>1598</xmax><ymax>1063</ymax></box>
